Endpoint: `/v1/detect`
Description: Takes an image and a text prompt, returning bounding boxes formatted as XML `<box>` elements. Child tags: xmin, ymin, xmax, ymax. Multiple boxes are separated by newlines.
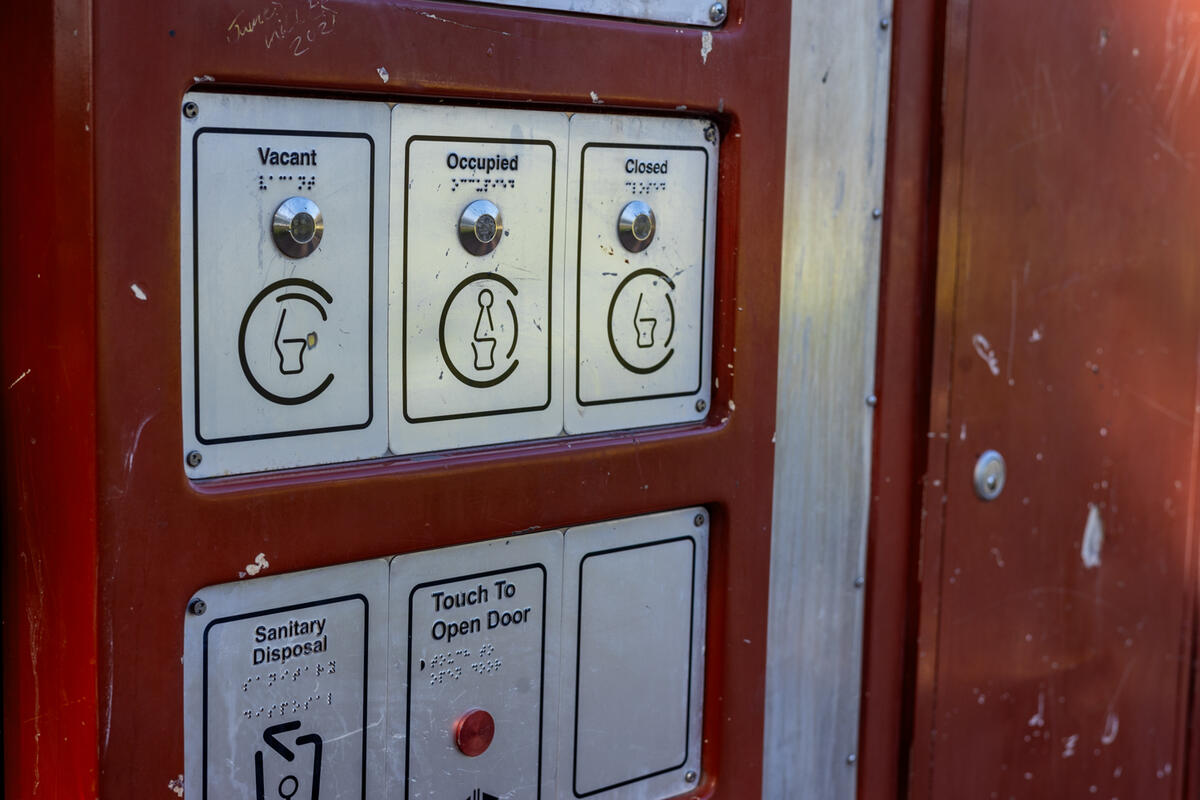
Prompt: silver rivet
<box><xmin>182</xmin><ymin>101</ymin><xmax>199</xmax><ymax>119</ymax></box>
<box><xmin>694</xmin><ymin>513</ymin><xmax>705</xmax><ymax>527</ymax></box>
<box><xmin>704</xmin><ymin>123</ymin><xmax>718</xmax><ymax>144</ymax></box>
<box><xmin>872</xmin><ymin>207</ymin><xmax>883</xmax><ymax>219</ymax></box>
<box><xmin>708</xmin><ymin>1</ymin><xmax>726</xmax><ymax>23</ymax></box>
<box><xmin>189</xmin><ymin>598</ymin><xmax>207</xmax><ymax>616</ymax></box>
<box><xmin>684</xmin><ymin>770</ymin><xmax>698</xmax><ymax>783</ymax></box>
<box><xmin>186</xmin><ymin>450</ymin><xmax>202</xmax><ymax>468</ymax></box>
<box><xmin>696</xmin><ymin>398</ymin><xmax>707</xmax><ymax>413</ymax></box>
<box><xmin>880</xmin><ymin>17</ymin><xmax>891</xmax><ymax>29</ymax></box>
<box><xmin>617</xmin><ymin>201</ymin><xmax>656</xmax><ymax>253</ymax></box>
<box><xmin>854</xmin><ymin>575</ymin><xmax>865</xmax><ymax>588</ymax></box>
<box><xmin>458</xmin><ymin>199</ymin><xmax>504</xmax><ymax>256</ymax></box>
<box><xmin>866</xmin><ymin>394</ymin><xmax>878</xmax><ymax>407</ymax></box>
<box><xmin>846</xmin><ymin>753</ymin><xmax>857</xmax><ymax>765</ymax></box>
<box><xmin>973</xmin><ymin>450</ymin><xmax>1007</xmax><ymax>501</ymax></box>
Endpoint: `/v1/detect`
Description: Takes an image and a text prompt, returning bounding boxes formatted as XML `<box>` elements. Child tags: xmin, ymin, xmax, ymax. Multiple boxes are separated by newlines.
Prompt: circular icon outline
<box><xmin>238</xmin><ymin>278</ymin><xmax>335</xmax><ymax>406</ymax></box>
<box><xmin>439</xmin><ymin>272</ymin><xmax>521</xmax><ymax>388</ymax></box>
<box><xmin>607</xmin><ymin>268</ymin><xmax>676</xmax><ymax>375</ymax></box>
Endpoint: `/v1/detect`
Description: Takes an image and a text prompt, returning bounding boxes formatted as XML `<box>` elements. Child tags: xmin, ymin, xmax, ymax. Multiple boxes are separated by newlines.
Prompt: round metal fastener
<box><xmin>186</xmin><ymin>450</ymin><xmax>202</xmax><ymax>468</ymax></box>
<box><xmin>866</xmin><ymin>394</ymin><xmax>878</xmax><ymax>407</ymax></box>
<box><xmin>973</xmin><ymin>449</ymin><xmax>1007</xmax><ymax>501</ymax></box>
<box><xmin>708</xmin><ymin>1</ymin><xmax>727</xmax><ymax>23</ymax></box>
<box><xmin>694</xmin><ymin>513</ymin><xmax>705</xmax><ymax>527</ymax></box>
<box><xmin>272</xmin><ymin>197</ymin><xmax>324</xmax><ymax>259</ymax></box>
<box><xmin>617</xmin><ymin>201</ymin><xmax>656</xmax><ymax>253</ymax></box>
<box><xmin>880</xmin><ymin>16</ymin><xmax>891</xmax><ymax>29</ymax></box>
<box><xmin>846</xmin><ymin>753</ymin><xmax>858</xmax><ymax>765</ymax></box>
<box><xmin>872</xmin><ymin>207</ymin><xmax>883</xmax><ymax>219</ymax></box>
<box><xmin>695</xmin><ymin>398</ymin><xmax>707</xmax><ymax>413</ymax></box>
<box><xmin>454</xmin><ymin>708</ymin><xmax>496</xmax><ymax>757</ymax></box>
<box><xmin>189</xmin><ymin>598</ymin><xmax>207</xmax><ymax>616</ymax></box>
<box><xmin>458</xmin><ymin>199</ymin><xmax>503</xmax><ymax>256</ymax></box>
<box><xmin>854</xmin><ymin>575</ymin><xmax>865</xmax><ymax>588</ymax></box>
<box><xmin>704</xmin><ymin>123</ymin><xmax>718</xmax><ymax>144</ymax></box>
<box><xmin>685</xmin><ymin>770</ymin><xmax>698</xmax><ymax>783</ymax></box>
<box><xmin>182</xmin><ymin>101</ymin><xmax>199</xmax><ymax>119</ymax></box>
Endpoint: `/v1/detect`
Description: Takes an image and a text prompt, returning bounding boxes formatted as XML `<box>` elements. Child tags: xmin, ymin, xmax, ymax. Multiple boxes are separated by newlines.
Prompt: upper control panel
<box><xmin>180</xmin><ymin>93</ymin><xmax>717</xmax><ymax>477</ymax></box>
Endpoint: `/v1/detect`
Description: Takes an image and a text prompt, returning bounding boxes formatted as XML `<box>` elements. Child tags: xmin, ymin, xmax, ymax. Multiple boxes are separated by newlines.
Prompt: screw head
<box><xmin>872</xmin><ymin>207</ymin><xmax>883</xmax><ymax>219</ymax></box>
<box><xmin>880</xmin><ymin>16</ymin><xmax>891</xmax><ymax>29</ymax></box>
<box><xmin>684</xmin><ymin>770</ymin><xmax>698</xmax><ymax>783</ymax></box>
<box><xmin>846</xmin><ymin>753</ymin><xmax>858</xmax><ymax>765</ymax></box>
<box><xmin>694</xmin><ymin>513</ymin><xmax>706</xmax><ymax>527</ymax></box>
<box><xmin>854</xmin><ymin>575</ymin><xmax>865</xmax><ymax>588</ymax></box>
<box><xmin>189</xmin><ymin>598</ymin><xmax>207</xmax><ymax>616</ymax></box>
<box><xmin>866</xmin><ymin>394</ymin><xmax>878</xmax><ymax>407</ymax></box>
<box><xmin>186</xmin><ymin>450</ymin><xmax>202</xmax><ymax>468</ymax></box>
<box><xmin>182</xmin><ymin>101</ymin><xmax>199</xmax><ymax>119</ymax></box>
<box><xmin>973</xmin><ymin>450</ymin><xmax>1007</xmax><ymax>501</ymax></box>
<box><xmin>708</xmin><ymin>1</ymin><xmax>727</xmax><ymax>23</ymax></box>
<box><xmin>695</xmin><ymin>398</ymin><xmax>708</xmax><ymax>413</ymax></box>
<box><xmin>704</xmin><ymin>123</ymin><xmax>718</xmax><ymax>144</ymax></box>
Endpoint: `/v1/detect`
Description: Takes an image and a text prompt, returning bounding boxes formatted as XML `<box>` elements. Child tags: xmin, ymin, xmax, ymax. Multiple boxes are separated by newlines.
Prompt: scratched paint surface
<box><xmin>915</xmin><ymin>1</ymin><xmax>1200</xmax><ymax>798</ymax></box>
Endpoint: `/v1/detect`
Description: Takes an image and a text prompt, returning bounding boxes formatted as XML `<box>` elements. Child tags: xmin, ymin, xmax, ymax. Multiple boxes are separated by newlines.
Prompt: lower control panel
<box><xmin>183</xmin><ymin>507</ymin><xmax>708</xmax><ymax>800</ymax></box>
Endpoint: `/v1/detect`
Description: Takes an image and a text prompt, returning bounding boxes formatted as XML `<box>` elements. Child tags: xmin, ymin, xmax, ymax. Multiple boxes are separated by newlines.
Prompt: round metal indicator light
<box><xmin>618</xmin><ymin>201</ymin><xmax>656</xmax><ymax>253</ymax></box>
<box><xmin>454</xmin><ymin>708</ymin><xmax>495</xmax><ymax>757</ymax></box>
<box><xmin>458</xmin><ymin>199</ymin><xmax>503</xmax><ymax>256</ymax></box>
<box><xmin>272</xmin><ymin>197</ymin><xmax>324</xmax><ymax>258</ymax></box>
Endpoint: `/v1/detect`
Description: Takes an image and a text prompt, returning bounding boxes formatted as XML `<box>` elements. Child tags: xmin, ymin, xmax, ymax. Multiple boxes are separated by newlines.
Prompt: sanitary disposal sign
<box><xmin>183</xmin><ymin>560</ymin><xmax>389</xmax><ymax>799</ymax></box>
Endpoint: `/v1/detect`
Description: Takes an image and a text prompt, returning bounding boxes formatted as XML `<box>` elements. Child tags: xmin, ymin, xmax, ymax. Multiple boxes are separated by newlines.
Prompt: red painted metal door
<box><xmin>911</xmin><ymin>0</ymin><xmax>1200</xmax><ymax>797</ymax></box>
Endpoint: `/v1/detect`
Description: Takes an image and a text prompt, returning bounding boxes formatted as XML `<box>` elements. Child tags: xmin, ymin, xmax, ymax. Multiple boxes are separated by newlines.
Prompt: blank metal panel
<box><xmin>560</xmin><ymin>507</ymin><xmax>707</xmax><ymax>800</ymax></box>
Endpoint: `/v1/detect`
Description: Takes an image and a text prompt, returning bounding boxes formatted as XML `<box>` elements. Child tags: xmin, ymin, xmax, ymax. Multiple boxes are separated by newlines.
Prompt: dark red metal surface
<box><xmin>858</xmin><ymin>0</ymin><xmax>944</xmax><ymax>795</ymax></box>
<box><xmin>1</xmin><ymin>1</ymin><xmax>99</xmax><ymax>799</ymax></box>
<box><xmin>912</xmin><ymin>0</ymin><xmax>1200</xmax><ymax>797</ymax></box>
<box><xmin>46</xmin><ymin>0</ymin><xmax>793</xmax><ymax>796</ymax></box>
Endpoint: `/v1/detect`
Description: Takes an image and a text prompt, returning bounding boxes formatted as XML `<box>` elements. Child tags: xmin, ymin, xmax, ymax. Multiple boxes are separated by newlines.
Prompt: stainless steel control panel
<box><xmin>183</xmin><ymin>510</ymin><xmax>709</xmax><ymax>800</ymax></box>
<box><xmin>180</xmin><ymin>94</ymin><xmax>718</xmax><ymax>476</ymax></box>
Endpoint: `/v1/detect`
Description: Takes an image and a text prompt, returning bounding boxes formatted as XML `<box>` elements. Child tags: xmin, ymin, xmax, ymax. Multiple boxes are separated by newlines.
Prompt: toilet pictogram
<box><xmin>438</xmin><ymin>273</ymin><xmax>521</xmax><ymax>389</ymax></box>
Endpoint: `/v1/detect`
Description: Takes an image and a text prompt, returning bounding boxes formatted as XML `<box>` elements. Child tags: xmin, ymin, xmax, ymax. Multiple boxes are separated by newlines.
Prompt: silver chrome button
<box><xmin>618</xmin><ymin>201</ymin><xmax>656</xmax><ymax>253</ymax></box>
<box><xmin>272</xmin><ymin>197</ymin><xmax>324</xmax><ymax>258</ymax></box>
<box><xmin>458</xmin><ymin>199</ymin><xmax>503</xmax><ymax>256</ymax></box>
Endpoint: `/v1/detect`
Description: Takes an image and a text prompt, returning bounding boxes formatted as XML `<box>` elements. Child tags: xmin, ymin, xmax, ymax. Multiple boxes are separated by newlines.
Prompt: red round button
<box><xmin>454</xmin><ymin>709</ymin><xmax>495</xmax><ymax>757</ymax></box>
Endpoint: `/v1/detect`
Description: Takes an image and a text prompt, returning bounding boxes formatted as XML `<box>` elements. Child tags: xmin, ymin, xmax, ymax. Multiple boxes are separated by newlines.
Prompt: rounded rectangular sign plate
<box><xmin>183</xmin><ymin>560</ymin><xmax>389</xmax><ymax>800</ymax></box>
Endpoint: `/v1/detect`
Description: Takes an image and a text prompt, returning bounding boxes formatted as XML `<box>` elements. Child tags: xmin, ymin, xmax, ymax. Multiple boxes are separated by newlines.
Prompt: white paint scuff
<box><xmin>8</xmin><ymin>368</ymin><xmax>31</xmax><ymax>389</ymax></box>
<box><xmin>377</xmin><ymin>66</ymin><xmax>389</xmax><ymax>83</ymax></box>
<box><xmin>130</xmin><ymin>283</ymin><xmax>147</xmax><ymax>301</ymax></box>
<box><xmin>700</xmin><ymin>31</ymin><xmax>713</xmax><ymax>64</ymax></box>
<box><xmin>239</xmin><ymin>552</ymin><xmax>270</xmax><ymax>579</ymax></box>
<box><xmin>167</xmin><ymin>775</ymin><xmax>185</xmax><ymax>797</ymax></box>
<box><xmin>589</xmin><ymin>91</ymin><xmax>604</xmax><ymax>104</ymax></box>
<box><xmin>971</xmin><ymin>333</ymin><xmax>1001</xmax><ymax>376</ymax></box>
<box><xmin>1028</xmin><ymin>691</ymin><xmax>1046</xmax><ymax>727</ymax></box>
<box><xmin>1101</xmin><ymin>711</ymin><xmax>1119</xmax><ymax>744</ymax></box>
<box><xmin>1081</xmin><ymin>503</ymin><xmax>1104</xmax><ymax>568</ymax></box>
<box><xmin>1062</xmin><ymin>734</ymin><xmax>1079</xmax><ymax>758</ymax></box>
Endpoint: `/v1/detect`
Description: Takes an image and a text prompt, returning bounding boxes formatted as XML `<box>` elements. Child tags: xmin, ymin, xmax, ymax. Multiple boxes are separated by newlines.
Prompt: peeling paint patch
<box><xmin>239</xmin><ymin>552</ymin><xmax>270</xmax><ymax>579</ymax></box>
<box><xmin>193</xmin><ymin>74</ymin><xmax>215</xmax><ymax>83</ymax></box>
<box><xmin>131</xmin><ymin>283</ymin><xmax>148</xmax><ymax>301</ymax></box>
<box><xmin>1062</xmin><ymin>733</ymin><xmax>1078</xmax><ymax>758</ymax></box>
<box><xmin>700</xmin><ymin>31</ymin><xmax>713</xmax><ymax>64</ymax></box>
<box><xmin>589</xmin><ymin>91</ymin><xmax>604</xmax><ymax>104</ymax></box>
<box><xmin>167</xmin><ymin>775</ymin><xmax>185</xmax><ymax>796</ymax></box>
<box><xmin>377</xmin><ymin>66</ymin><xmax>389</xmax><ymax>83</ymax></box>
<box><xmin>1082</xmin><ymin>503</ymin><xmax>1104</xmax><ymax>568</ymax></box>
<box><xmin>1029</xmin><ymin>326</ymin><xmax>1043</xmax><ymax>342</ymax></box>
<box><xmin>971</xmin><ymin>333</ymin><xmax>1001</xmax><ymax>376</ymax></box>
